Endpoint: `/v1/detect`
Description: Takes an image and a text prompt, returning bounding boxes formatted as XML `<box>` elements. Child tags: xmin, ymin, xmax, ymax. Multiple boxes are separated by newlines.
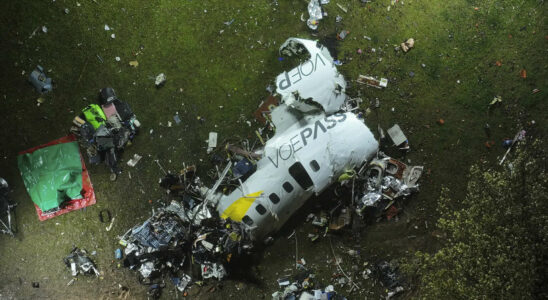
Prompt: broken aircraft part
<box><xmin>356</xmin><ymin>155</ymin><xmax>423</xmax><ymax>217</ymax></box>
<box><xmin>306</xmin><ymin>0</ymin><xmax>323</xmax><ymax>30</ymax></box>
<box><xmin>115</xmin><ymin>35</ymin><xmax>425</xmax><ymax>295</ymax></box>
<box><xmin>356</xmin><ymin>75</ymin><xmax>388</xmax><ymax>89</ymax></box>
<box><xmin>276</xmin><ymin>38</ymin><xmax>347</xmax><ymax>114</ymax></box>
<box><xmin>209</xmin><ymin>110</ymin><xmax>378</xmax><ymax>240</ymax></box>
<box><xmin>28</xmin><ymin>65</ymin><xmax>53</xmax><ymax>93</ymax></box>
<box><xmin>387</xmin><ymin>124</ymin><xmax>407</xmax><ymax>146</ymax></box>
<box><xmin>64</xmin><ymin>247</ymin><xmax>100</xmax><ymax>277</ymax></box>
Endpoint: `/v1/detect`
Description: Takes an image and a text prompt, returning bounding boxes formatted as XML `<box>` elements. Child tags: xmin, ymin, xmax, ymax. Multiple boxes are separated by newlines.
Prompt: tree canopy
<box><xmin>406</xmin><ymin>140</ymin><xmax>548</xmax><ymax>299</ymax></box>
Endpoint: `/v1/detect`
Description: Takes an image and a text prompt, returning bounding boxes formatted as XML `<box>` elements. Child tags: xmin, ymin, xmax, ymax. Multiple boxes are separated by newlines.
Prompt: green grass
<box><xmin>0</xmin><ymin>0</ymin><xmax>545</xmax><ymax>298</ymax></box>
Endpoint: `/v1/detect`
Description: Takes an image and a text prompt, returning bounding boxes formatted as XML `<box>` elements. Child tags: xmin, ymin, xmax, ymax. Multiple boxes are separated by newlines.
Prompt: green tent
<box><xmin>17</xmin><ymin>141</ymin><xmax>83</xmax><ymax>211</ymax></box>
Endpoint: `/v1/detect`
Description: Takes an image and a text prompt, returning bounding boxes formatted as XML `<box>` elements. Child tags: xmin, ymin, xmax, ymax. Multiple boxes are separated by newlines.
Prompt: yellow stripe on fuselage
<box><xmin>220</xmin><ymin>190</ymin><xmax>263</xmax><ymax>221</ymax></box>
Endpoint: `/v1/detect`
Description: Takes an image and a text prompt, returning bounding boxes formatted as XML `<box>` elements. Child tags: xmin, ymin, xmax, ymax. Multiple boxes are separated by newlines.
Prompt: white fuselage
<box><xmin>215</xmin><ymin>111</ymin><xmax>378</xmax><ymax>240</ymax></box>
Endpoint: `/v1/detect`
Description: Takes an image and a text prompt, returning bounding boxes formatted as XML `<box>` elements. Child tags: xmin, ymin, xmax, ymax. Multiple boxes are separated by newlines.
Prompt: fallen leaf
<box><xmin>129</xmin><ymin>60</ymin><xmax>139</xmax><ymax>67</ymax></box>
<box><xmin>495</xmin><ymin>60</ymin><xmax>502</xmax><ymax>66</ymax></box>
<box><xmin>520</xmin><ymin>69</ymin><xmax>527</xmax><ymax>78</ymax></box>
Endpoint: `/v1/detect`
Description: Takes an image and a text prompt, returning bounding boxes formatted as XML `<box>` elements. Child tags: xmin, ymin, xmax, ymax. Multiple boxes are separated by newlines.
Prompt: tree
<box><xmin>405</xmin><ymin>140</ymin><xmax>548</xmax><ymax>299</ymax></box>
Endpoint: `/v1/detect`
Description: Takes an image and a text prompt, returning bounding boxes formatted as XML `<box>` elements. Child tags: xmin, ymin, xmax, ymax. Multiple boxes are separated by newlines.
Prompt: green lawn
<box><xmin>0</xmin><ymin>0</ymin><xmax>545</xmax><ymax>298</ymax></box>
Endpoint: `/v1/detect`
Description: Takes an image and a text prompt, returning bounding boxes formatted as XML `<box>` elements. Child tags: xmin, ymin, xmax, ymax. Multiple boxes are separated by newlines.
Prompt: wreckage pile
<box><xmin>355</xmin><ymin>153</ymin><xmax>423</xmax><ymax>221</ymax></box>
<box><xmin>70</xmin><ymin>87</ymin><xmax>140</xmax><ymax>180</ymax></box>
<box><xmin>272</xmin><ymin>266</ymin><xmax>346</xmax><ymax>300</ymax></box>
<box><xmin>64</xmin><ymin>247</ymin><xmax>100</xmax><ymax>278</ymax></box>
<box><xmin>113</xmin><ymin>37</ymin><xmax>423</xmax><ymax>297</ymax></box>
<box><xmin>117</xmin><ymin>193</ymin><xmax>254</xmax><ymax>295</ymax></box>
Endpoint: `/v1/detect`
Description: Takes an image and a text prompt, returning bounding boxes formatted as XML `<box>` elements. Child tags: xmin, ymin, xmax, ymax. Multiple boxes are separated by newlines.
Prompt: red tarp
<box><xmin>18</xmin><ymin>135</ymin><xmax>96</xmax><ymax>221</ymax></box>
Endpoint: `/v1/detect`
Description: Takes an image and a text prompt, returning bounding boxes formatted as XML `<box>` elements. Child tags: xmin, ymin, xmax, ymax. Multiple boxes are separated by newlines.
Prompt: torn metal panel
<box><xmin>164</xmin><ymin>200</ymin><xmax>212</xmax><ymax>226</ymax></box>
<box><xmin>276</xmin><ymin>38</ymin><xmax>347</xmax><ymax>114</ymax></box>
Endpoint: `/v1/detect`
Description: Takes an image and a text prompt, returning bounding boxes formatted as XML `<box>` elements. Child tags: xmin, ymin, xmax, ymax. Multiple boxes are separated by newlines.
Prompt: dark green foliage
<box><xmin>406</xmin><ymin>140</ymin><xmax>548</xmax><ymax>299</ymax></box>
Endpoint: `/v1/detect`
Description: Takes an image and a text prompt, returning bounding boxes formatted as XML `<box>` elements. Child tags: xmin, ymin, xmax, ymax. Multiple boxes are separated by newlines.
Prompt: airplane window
<box><xmin>256</xmin><ymin>204</ymin><xmax>266</xmax><ymax>215</ymax></box>
<box><xmin>310</xmin><ymin>160</ymin><xmax>320</xmax><ymax>172</ymax></box>
<box><xmin>283</xmin><ymin>181</ymin><xmax>294</xmax><ymax>193</ymax></box>
<box><xmin>242</xmin><ymin>215</ymin><xmax>254</xmax><ymax>226</ymax></box>
<box><xmin>288</xmin><ymin>162</ymin><xmax>313</xmax><ymax>190</ymax></box>
<box><xmin>269</xmin><ymin>193</ymin><xmax>280</xmax><ymax>204</ymax></box>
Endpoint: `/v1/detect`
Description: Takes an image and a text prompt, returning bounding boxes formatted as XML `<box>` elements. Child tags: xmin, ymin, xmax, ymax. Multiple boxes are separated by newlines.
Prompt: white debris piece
<box><xmin>276</xmin><ymin>38</ymin><xmax>346</xmax><ymax>114</ymax></box>
<box><xmin>306</xmin><ymin>0</ymin><xmax>323</xmax><ymax>30</ymax></box>
<box><xmin>104</xmin><ymin>24</ymin><xmax>110</xmax><ymax>31</ymax></box>
<box><xmin>201</xmin><ymin>263</ymin><xmax>227</xmax><ymax>280</ymax></box>
<box><xmin>127</xmin><ymin>154</ymin><xmax>142</xmax><ymax>167</ymax></box>
<box><xmin>401</xmin><ymin>38</ymin><xmax>414</xmax><ymax>52</ymax></box>
<box><xmin>387</xmin><ymin>124</ymin><xmax>407</xmax><ymax>146</ymax></box>
<box><xmin>356</xmin><ymin>75</ymin><xmax>388</xmax><ymax>88</ymax></box>
<box><xmin>207</xmin><ymin>132</ymin><xmax>218</xmax><ymax>153</ymax></box>
<box><xmin>155</xmin><ymin>73</ymin><xmax>166</xmax><ymax>87</ymax></box>
<box><xmin>138</xmin><ymin>262</ymin><xmax>154</xmax><ymax>278</ymax></box>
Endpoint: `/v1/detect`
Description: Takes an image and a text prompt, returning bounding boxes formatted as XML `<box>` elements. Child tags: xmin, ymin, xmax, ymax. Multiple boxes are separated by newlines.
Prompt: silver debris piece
<box><xmin>28</xmin><ymin>65</ymin><xmax>53</xmax><ymax>93</ymax></box>
<box><xmin>64</xmin><ymin>247</ymin><xmax>100</xmax><ymax>277</ymax></box>
<box><xmin>175</xmin><ymin>274</ymin><xmax>192</xmax><ymax>292</ymax></box>
<box><xmin>201</xmin><ymin>263</ymin><xmax>227</xmax><ymax>280</ymax></box>
<box><xmin>307</xmin><ymin>0</ymin><xmax>323</xmax><ymax>30</ymax></box>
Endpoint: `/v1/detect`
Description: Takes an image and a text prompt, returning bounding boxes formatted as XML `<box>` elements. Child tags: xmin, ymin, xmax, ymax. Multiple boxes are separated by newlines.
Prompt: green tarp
<box><xmin>17</xmin><ymin>141</ymin><xmax>83</xmax><ymax>211</ymax></box>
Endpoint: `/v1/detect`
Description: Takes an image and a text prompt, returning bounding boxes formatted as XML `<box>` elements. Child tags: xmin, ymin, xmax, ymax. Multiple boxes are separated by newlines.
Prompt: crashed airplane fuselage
<box><xmin>214</xmin><ymin>109</ymin><xmax>377</xmax><ymax>239</ymax></box>
<box><xmin>208</xmin><ymin>38</ymin><xmax>379</xmax><ymax>240</ymax></box>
